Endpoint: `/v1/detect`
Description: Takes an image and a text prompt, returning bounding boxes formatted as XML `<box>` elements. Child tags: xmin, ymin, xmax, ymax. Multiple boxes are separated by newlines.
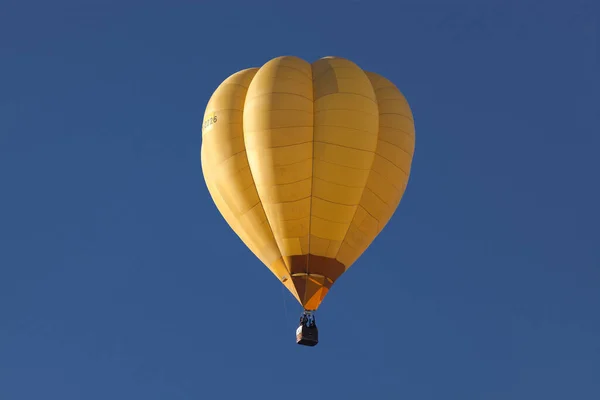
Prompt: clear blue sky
<box><xmin>1</xmin><ymin>1</ymin><xmax>598</xmax><ymax>399</ymax></box>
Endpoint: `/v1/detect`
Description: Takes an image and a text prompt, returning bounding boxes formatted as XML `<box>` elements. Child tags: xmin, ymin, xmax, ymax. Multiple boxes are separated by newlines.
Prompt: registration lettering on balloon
<box><xmin>202</xmin><ymin>113</ymin><xmax>217</xmax><ymax>132</ymax></box>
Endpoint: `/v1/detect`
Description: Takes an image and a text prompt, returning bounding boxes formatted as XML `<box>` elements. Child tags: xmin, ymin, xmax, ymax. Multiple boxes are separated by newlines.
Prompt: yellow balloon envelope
<box><xmin>201</xmin><ymin>56</ymin><xmax>415</xmax><ymax>311</ymax></box>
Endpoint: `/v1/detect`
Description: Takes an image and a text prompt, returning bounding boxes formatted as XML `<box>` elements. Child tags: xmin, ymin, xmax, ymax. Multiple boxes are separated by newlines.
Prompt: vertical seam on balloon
<box><xmin>332</xmin><ymin>71</ymin><xmax>380</xmax><ymax>267</ymax></box>
<box><xmin>304</xmin><ymin>62</ymin><xmax>318</xmax><ymax>309</ymax></box>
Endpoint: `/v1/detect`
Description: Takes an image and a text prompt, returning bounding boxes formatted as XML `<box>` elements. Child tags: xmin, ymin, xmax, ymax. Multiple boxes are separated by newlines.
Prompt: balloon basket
<box><xmin>296</xmin><ymin>311</ymin><xmax>319</xmax><ymax>346</ymax></box>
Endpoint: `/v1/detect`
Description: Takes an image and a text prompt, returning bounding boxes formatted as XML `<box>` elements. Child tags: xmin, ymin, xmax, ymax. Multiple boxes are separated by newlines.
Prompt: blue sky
<box><xmin>1</xmin><ymin>1</ymin><xmax>598</xmax><ymax>399</ymax></box>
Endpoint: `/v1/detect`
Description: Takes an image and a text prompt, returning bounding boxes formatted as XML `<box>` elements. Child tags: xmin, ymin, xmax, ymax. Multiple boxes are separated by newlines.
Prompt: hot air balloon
<box><xmin>200</xmin><ymin>56</ymin><xmax>415</xmax><ymax>346</ymax></box>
